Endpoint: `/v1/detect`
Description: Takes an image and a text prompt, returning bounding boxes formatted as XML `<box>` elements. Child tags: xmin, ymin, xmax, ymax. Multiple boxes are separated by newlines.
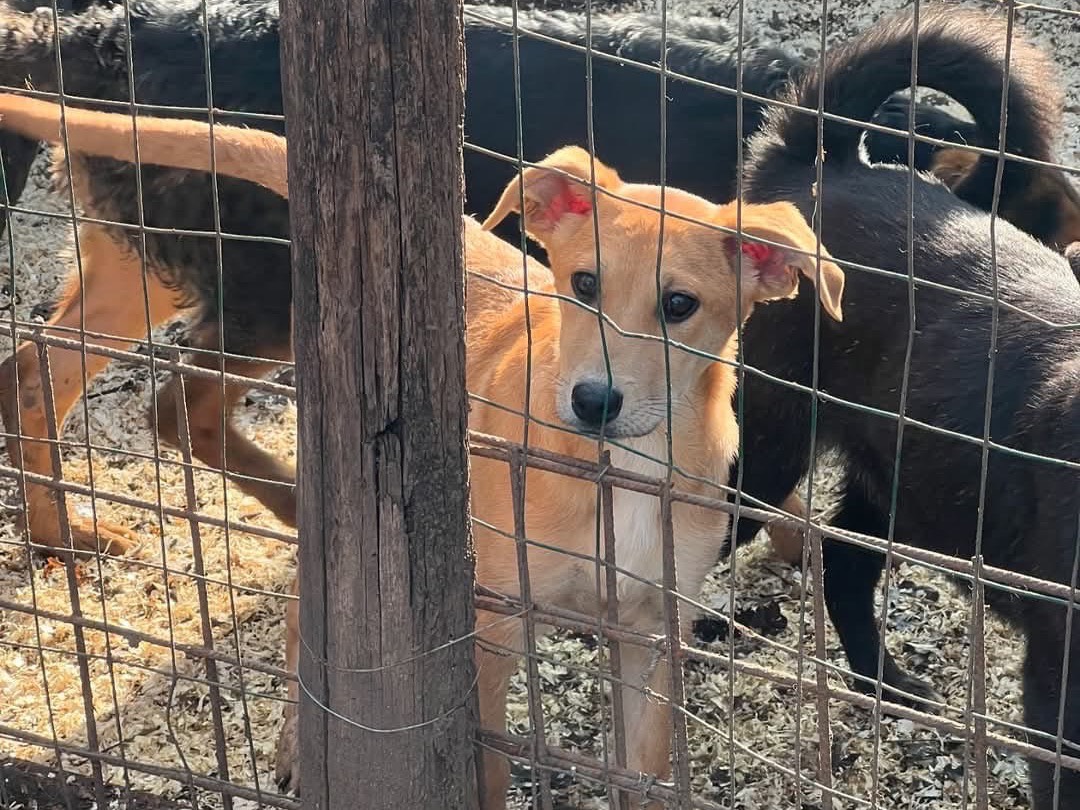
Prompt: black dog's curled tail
<box><xmin>772</xmin><ymin>5</ymin><xmax>1060</xmax><ymax>206</ymax></box>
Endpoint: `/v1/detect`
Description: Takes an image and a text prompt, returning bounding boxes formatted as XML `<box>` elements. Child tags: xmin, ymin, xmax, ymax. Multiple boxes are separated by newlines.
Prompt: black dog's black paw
<box><xmin>883</xmin><ymin>671</ymin><xmax>944</xmax><ymax>713</ymax></box>
<box><xmin>851</xmin><ymin>667</ymin><xmax>944</xmax><ymax>715</ymax></box>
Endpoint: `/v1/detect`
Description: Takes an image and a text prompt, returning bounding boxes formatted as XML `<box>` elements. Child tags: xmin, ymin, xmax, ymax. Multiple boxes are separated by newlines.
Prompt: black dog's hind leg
<box><xmin>824</xmin><ymin>480</ymin><xmax>944</xmax><ymax>708</ymax></box>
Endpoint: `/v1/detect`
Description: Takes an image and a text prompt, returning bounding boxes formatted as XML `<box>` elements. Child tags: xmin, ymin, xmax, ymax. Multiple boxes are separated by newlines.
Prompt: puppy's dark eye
<box><xmin>662</xmin><ymin>291</ymin><xmax>699</xmax><ymax>323</ymax></box>
<box><xmin>571</xmin><ymin>271</ymin><xmax>598</xmax><ymax>304</ymax></box>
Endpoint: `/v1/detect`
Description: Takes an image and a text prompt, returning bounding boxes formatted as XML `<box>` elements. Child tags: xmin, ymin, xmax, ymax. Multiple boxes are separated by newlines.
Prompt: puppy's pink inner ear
<box><xmin>739</xmin><ymin>241</ymin><xmax>773</xmax><ymax>267</ymax></box>
<box><xmin>541</xmin><ymin>180</ymin><xmax>592</xmax><ymax>222</ymax></box>
<box><xmin>726</xmin><ymin>237</ymin><xmax>782</xmax><ymax>279</ymax></box>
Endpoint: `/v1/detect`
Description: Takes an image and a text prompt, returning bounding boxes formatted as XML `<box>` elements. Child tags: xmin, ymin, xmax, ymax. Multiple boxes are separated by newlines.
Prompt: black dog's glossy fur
<box><xmin>733</xmin><ymin>9</ymin><xmax>1079</xmax><ymax>807</ymax></box>
<box><xmin>0</xmin><ymin>0</ymin><xmax>1026</xmax><ymax>289</ymax></box>
<box><xmin>455</xmin><ymin>5</ymin><xmax>1057</xmax><ymax>251</ymax></box>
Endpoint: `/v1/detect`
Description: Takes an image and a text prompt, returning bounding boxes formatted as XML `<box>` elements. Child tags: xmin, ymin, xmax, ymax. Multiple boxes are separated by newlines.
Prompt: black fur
<box><xmin>734</xmin><ymin>8</ymin><xmax>1080</xmax><ymax>806</ymax></box>
<box><xmin>461</xmin><ymin>5</ymin><xmax>1045</xmax><ymax>252</ymax></box>
<box><xmin>0</xmin><ymin>1</ymin><xmax>1019</xmax><ymax>265</ymax></box>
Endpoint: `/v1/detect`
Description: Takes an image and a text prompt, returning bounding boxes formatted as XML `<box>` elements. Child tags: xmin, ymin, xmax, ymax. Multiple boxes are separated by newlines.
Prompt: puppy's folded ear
<box><xmin>482</xmin><ymin>146</ymin><xmax>620</xmax><ymax>246</ymax></box>
<box><xmin>716</xmin><ymin>201</ymin><xmax>845</xmax><ymax>322</ymax></box>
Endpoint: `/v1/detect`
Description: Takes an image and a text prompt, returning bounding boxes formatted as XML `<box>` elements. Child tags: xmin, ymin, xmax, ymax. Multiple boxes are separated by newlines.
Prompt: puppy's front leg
<box><xmin>275</xmin><ymin>573</ymin><xmax>301</xmax><ymax>793</ymax></box>
<box><xmin>475</xmin><ymin>610</ymin><xmax>524</xmax><ymax>810</ymax></box>
<box><xmin>618</xmin><ymin>637</ymin><xmax>673</xmax><ymax>809</ymax></box>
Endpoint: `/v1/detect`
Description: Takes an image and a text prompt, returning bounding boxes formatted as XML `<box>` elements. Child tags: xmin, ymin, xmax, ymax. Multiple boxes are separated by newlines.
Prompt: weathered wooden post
<box><xmin>278</xmin><ymin>0</ymin><xmax>477</xmax><ymax>806</ymax></box>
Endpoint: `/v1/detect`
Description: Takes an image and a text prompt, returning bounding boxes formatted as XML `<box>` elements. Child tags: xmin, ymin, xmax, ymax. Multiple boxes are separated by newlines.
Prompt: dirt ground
<box><xmin>0</xmin><ymin>0</ymin><xmax>1076</xmax><ymax>808</ymax></box>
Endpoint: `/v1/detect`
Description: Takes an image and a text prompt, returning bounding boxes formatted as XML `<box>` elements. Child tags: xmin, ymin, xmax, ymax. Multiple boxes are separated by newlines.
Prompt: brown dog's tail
<box><xmin>0</xmin><ymin>93</ymin><xmax>288</xmax><ymax>197</ymax></box>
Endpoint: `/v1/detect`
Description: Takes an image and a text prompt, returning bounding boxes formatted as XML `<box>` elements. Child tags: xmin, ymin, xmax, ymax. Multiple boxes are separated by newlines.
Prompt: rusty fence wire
<box><xmin>0</xmin><ymin>0</ymin><xmax>1077</xmax><ymax>808</ymax></box>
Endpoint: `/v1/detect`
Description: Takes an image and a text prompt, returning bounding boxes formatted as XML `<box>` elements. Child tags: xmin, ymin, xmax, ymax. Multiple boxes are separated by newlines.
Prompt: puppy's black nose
<box><xmin>571</xmin><ymin>382</ymin><xmax>623</xmax><ymax>427</ymax></box>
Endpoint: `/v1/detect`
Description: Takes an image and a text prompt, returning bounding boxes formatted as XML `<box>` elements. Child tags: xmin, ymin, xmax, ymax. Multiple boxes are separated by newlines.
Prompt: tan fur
<box><xmin>0</xmin><ymin>98</ymin><xmax>846</xmax><ymax>807</ymax></box>
<box><xmin>474</xmin><ymin>145</ymin><xmax>844</xmax><ymax>808</ymax></box>
<box><xmin>931</xmin><ymin>146</ymin><xmax>1080</xmax><ymax>249</ymax></box>
<box><xmin>0</xmin><ymin>93</ymin><xmax>288</xmax><ymax>196</ymax></box>
<box><xmin>0</xmin><ymin>220</ymin><xmax>180</xmax><ymax>553</ymax></box>
<box><xmin>764</xmin><ymin>491</ymin><xmax>810</xmax><ymax>565</ymax></box>
<box><xmin>929</xmin><ymin>147</ymin><xmax>978</xmax><ymax>190</ymax></box>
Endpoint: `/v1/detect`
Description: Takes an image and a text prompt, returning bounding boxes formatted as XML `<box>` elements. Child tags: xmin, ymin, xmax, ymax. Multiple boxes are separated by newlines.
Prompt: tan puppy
<box><xmin>0</xmin><ymin>94</ymin><xmax>289</xmax><ymax>553</ymax></box>
<box><xmin>0</xmin><ymin>95</ymin><xmax>845</xmax><ymax>806</ymax></box>
<box><xmin>473</xmin><ymin>147</ymin><xmax>844</xmax><ymax>807</ymax></box>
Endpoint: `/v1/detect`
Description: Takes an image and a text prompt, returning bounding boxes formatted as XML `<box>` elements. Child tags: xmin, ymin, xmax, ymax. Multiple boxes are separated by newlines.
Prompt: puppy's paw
<box><xmin>275</xmin><ymin>708</ymin><xmax>299</xmax><ymax>794</ymax></box>
<box><xmin>883</xmin><ymin>671</ymin><xmax>944</xmax><ymax>714</ymax></box>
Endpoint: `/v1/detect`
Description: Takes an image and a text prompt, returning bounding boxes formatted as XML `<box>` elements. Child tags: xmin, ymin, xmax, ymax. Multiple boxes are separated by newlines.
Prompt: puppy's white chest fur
<box><xmin>604</xmin><ymin>434</ymin><xmax>729</xmax><ymax>623</ymax></box>
<box><xmin>608</xmin><ymin>438</ymin><xmax>670</xmax><ymax>609</ymax></box>
<box><xmin>612</xmin><ymin>488</ymin><xmax>663</xmax><ymax>595</ymax></box>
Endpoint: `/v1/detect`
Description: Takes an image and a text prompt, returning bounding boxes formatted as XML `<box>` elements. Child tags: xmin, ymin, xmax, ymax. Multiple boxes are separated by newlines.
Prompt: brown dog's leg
<box><xmin>0</xmin><ymin>225</ymin><xmax>180</xmax><ymax>554</ymax></box>
<box><xmin>154</xmin><ymin>327</ymin><xmax>295</xmax><ymax>527</ymax></box>
<box><xmin>476</xmin><ymin>610</ymin><xmax>523</xmax><ymax>810</ymax></box>
<box><xmin>275</xmin><ymin>572</ymin><xmax>301</xmax><ymax>792</ymax></box>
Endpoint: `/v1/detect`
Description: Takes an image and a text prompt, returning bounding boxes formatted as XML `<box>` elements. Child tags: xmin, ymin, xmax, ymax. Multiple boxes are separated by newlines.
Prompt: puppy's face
<box><xmin>483</xmin><ymin>147</ymin><xmax>845</xmax><ymax>439</ymax></box>
<box><xmin>547</xmin><ymin>203</ymin><xmax>723</xmax><ymax>438</ymax></box>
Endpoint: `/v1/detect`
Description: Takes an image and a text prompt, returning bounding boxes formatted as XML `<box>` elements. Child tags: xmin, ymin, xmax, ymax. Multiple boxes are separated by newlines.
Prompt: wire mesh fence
<box><xmin>0</xmin><ymin>0</ymin><xmax>1077</xmax><ymax>808</ymax></box>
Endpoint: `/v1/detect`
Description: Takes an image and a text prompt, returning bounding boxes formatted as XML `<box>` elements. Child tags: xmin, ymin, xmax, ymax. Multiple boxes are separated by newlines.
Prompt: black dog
<box><xmin>464</xmin><ymin>5</ymin><xmax>1080</xmax><ymax>252</ymax></box>
<box><xmin>0</xmin><ymin>2</ymin><xmax>991</xmax><ymax>247</ymax></box>
<box><xmin>730</xmin><ymin>8</ymin><xmax>1079</xmax><ymax>807</ymax></box>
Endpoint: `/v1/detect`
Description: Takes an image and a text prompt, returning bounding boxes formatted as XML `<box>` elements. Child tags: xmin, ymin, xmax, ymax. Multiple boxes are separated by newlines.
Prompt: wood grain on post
<box><xmin>278</xmin><ymin>0</ymin><xmax>477</xmax><ymax>807</ymax></box>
